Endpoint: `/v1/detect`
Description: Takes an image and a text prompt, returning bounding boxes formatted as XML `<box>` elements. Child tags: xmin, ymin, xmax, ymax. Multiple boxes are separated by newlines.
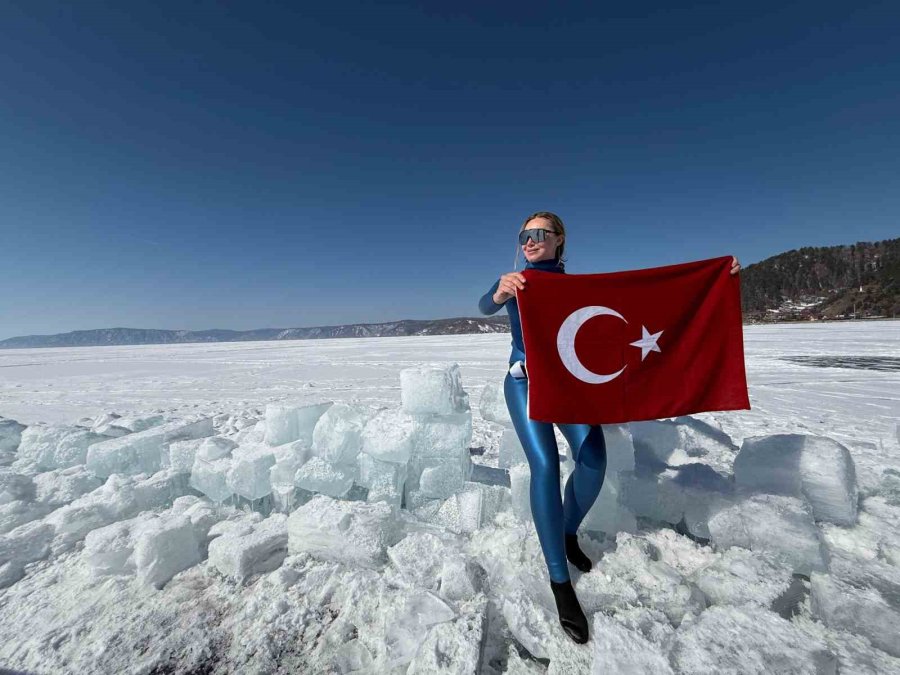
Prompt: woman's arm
<box><xmin>480</xmin><ymin>272</ymin><xmax>527</xmax><ymax>314</ymax></box>
<box><xmin>479</xmin><ymin>278</ymin><xmax>505</xmax><ymax>315</ymax></box>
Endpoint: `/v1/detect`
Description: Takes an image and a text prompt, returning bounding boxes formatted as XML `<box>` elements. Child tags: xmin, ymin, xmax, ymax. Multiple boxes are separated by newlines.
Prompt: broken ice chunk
<box><xmin>590</xmin><ymin>614</ymin><xmax>675</xmax><ymax>674</ymax></box>
<box><xmin>707</xmin><ymin>494</ymin><xmax>829</xmax><ymax>575</ymax></box>
<box><xmin>287</xmin><ymin>494</ymin><xmax>398</xmax><ymax>568</ymax></box>
<box><xmin>265</xmin><ymin>404</ymin><xmax>300</xmax><ymax>446</ymax></box>
<box><xmin>84</xmin><ymin>515</ymin><xmax>152</xmax><ymax>577</ymax></box>
<box><xmin>132</xmin><ymin>515</ymin><xmax>203</xmax><ymax>589</ymax></box>
<box><xmin>689</xmin><ymin>547</ymin><xmax>792</xmax><ymax>608</ymax></box>
<box><xmin>293</xmin><ymin>456</ymin><xmax>354</xmax><ymax>498</ymax></box>
<box><xmin>417</xmin><ymin>459</ymin><xmax>468</xmax><ymax>499</ymax></box>
<box><xmin>437</xmin><ymin>556</ymin><xmax>479</xmax><ymax>602</ymax></box>
<box><xmin>265</xmin><ymin>401</ymin><xmax>333</xmax><ymax>446</ymax></box>
<box><xmin>478</xmin><ymin>380</ymin><xmax>512</xmax><ymax>428</ymax></box>
<box><xmin>359</xmin><ymin>453</ymin><xmax>407</xmax><ymax>511</ymax></box>
<box><xmin>358</xmin><ymin>452</ymin><xmax>407</xmax><ymax>490</ymax></box>
<box><xmin>360</xmin><ymin>408</ymin><xmax>418</xmax><ymax>463</ymax></box>
<box><xmin>312</xmin><ymin>403</ymin><xmax>368</xmax><ymax>466</ymax></box>
<box><xmin>207</xmin><ymin>514</ymin><xmax>288</xmax><ymax>583</ymax></box>
<box><xmin>508</xmin><ymin>464</ymin><xmax>532</xmax><ymax>522</ymax></box>
<box><xmin>810</xmin><ymin>571</ymin><xmax>900</xmax><ymax>657</ymax></box>
<box><xmin>734</xmin><ymin>434</ymin><xmax>858</xmax><ymax>526</ymax></box>
<box><xmin>87</xmin><ymin>417</ymin><xmax>213</xmax><ymax>478</ymax></box>
<box><xmin>669</xmin><ymin>605</ymin><xmax>834</xmax><ymax>674</ymax></box>
<box><xmin>498</xmin><ymin>429</ymin><xmax>526</xmax><ymax>469</ymax></box>
<box><xmin>578</xmin><ymin>474</ymin><xmax>637</xmax><ymax>536</ymax></box>
<box><xmin>168</xmin><ymin>438</ymin><xmax>205</xmax><ymax>473</ymax></box>
<box><xmin>18</xmin><ymin>425</ymin><xmax>106</xmax><ymax>470</ymax></box>
<box><xmin>0</xmin><ymin>417</ymin><xmax>26</xmax><ymax>454</ymax></box>
<box><xmin>422</xmin><ymin>483</ymin><xmax>509</xmax><ymax>534</ymax></box>
<box><xmin>227</xmin><ymin>446</ymin><xmax>276</xmax><ymax>500</ymax></box>
<box><xmin>0</xmin><ymin>469</ymin><xmax>35</xmax><ymax>504</ymax></box>
<box><xmin>602</xmin><ymin>424</ymin><xmax>636</xmax><ymax>473</ymax></box>
<box><xmin>387</xmin><ymin>531</ymin><xmax>448</xmax><ymax>591</ymax></box>
<box><xmin>406</xmin><ymin>594</ymin><xmax>483</xmax><ymax>673</ymax></box>
<box><xmin>0</xmin><ymin>520</ymin><xmax>54</xmax><ymax>589</ymax></box>
<box><xmin>630</xmin><ymin>417</ymin><xmax>737</xmax><ymax>476</ymax></box>
<box><xmin>190</xmin><ymin>457</ymin><xmax>233</xmax><ymax>503</ymax></box>
<box><xmin>410</xmin><ymin>412</ymin><xmax>473</xmax><ymax>459</ymax></box>
<box><xmin>269</xmin><ymin>440</ymin><xmax>312</xmax><ymax>488</ymax></box>
<box><xmin>400</xmin><ymin>363</ymin><xmax>470</xmax><ymax>415</ymax></box>
<box><xmin>196</xmin><ymin>436</ymin><xmax>238</xmax><ymax>462</ymax></box>
<box><xmin>32</xmin><ymin>466</ymin><xmax>102</xmax><ymax>508</ymax></box>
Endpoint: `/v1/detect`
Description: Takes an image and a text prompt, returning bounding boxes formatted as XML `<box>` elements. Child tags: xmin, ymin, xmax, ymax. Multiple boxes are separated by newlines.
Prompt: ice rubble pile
<box><xmin>0</xmin><ymin>372</ymin><xmax>873</xmax><ymax>577</ymax></box>
<box><xmin>3</xmin><ymin>366</ymin><xmax>900</xmax><ymax>669</ymax></box>
<box><xmin>181</xmin><ymin>363</ymin><xmax>506</xmax><ymax>534</ymax></box>
<box><xmin>0</xmin><ymin>364</ymin><xmax>496</xmax><ymax>588</ymax></box>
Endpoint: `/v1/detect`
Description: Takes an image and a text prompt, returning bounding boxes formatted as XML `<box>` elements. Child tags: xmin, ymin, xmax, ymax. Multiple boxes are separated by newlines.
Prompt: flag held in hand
<box><xmin>517</xmin><ymin>255</ymin><xmax>751</xmax><ymax>424</ymax></box>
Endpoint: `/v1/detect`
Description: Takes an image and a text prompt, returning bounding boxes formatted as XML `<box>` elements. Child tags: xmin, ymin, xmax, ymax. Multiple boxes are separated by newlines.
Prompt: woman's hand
<box><xmin>493</xmin><ymin>271</ymin><xmax>527</xmax><ymax>304</ymax></box>
<box><xmin>730</xmin><ymin>256</ymin><xmax>741</xmax><ymax>275</ymax></box>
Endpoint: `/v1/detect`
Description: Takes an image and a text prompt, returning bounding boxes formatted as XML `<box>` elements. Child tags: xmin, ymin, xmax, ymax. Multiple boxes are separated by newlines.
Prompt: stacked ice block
<box><xmin>397</xmin><ymin>364</ymin><xmax>474</xmax><ymax>513</ymax></box>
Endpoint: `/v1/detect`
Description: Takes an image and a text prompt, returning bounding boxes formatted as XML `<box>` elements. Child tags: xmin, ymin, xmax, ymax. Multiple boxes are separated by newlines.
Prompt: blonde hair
<box><xmin>514</xmin><ymin>211</ymin><xmax>567</xmax><ymax>269</ymax></box>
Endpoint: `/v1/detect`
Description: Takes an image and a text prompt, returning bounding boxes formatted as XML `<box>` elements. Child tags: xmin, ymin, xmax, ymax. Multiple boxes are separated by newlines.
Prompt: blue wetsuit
<box><xmin>479</xmin><ymin>256</ymin><xmax>607</xmax><ymax>583</ymax></box>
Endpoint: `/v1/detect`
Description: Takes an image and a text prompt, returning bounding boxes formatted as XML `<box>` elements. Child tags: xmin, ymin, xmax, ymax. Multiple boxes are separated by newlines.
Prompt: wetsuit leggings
<box><xmin>504</xmin><ymin>372</ymin><xmax>607</xmax><ymax>583</ymax></box>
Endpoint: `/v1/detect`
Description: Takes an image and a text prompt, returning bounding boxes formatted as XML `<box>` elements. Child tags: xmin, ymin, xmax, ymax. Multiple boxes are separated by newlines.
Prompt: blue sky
<box><xmin>1</xmin><ymin>1</ymin><xmax>898</xmax><ymax>339</ymax></box>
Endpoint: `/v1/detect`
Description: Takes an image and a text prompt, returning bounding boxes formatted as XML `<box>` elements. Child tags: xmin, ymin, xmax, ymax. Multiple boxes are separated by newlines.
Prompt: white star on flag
<box><xmin>630</xmin><ymin>325</ymin><xmax>664</xmax><ymax>361</ymax></box>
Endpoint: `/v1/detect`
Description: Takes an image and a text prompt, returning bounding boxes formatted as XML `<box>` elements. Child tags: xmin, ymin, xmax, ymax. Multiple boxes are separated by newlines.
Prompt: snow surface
<box><xmin>0</xmin><ymin>320</ymin><xmax>898</xmax><ymax>674</ymax></box>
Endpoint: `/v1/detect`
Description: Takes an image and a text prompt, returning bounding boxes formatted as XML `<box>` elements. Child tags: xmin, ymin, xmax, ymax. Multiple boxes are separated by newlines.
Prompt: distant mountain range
<box><xmin>2</xmin><ymin>238</ymin><xmax>896</xmax><ymax>349</ymax></box>
<box><xmin>0</xmin><ymin>317</ymin><xmax>512</xmax><ymax>349</ymax></box>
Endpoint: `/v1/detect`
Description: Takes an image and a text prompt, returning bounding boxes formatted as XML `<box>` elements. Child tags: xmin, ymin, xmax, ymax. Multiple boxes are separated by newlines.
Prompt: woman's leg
<box><xmin>557</xmin><ymin>424</ymin><xmax>607</xmax><ymax>535</ymax></box>
<box><xmin>504</xmin><ymin>372</ymin><xmax>569</xmax><ymax>583</ymax></box>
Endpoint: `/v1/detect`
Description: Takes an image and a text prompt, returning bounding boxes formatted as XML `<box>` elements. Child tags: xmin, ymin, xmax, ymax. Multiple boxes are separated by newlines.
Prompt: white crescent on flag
<box><xmin>556</xmin><ymin>306</ymin><xmax>665</xmax><ymax>384</ymax></box>
<box><xmin>556</xmin><ymin>306</ymin><xmax>628</xmax><ymax>384</ymax></box>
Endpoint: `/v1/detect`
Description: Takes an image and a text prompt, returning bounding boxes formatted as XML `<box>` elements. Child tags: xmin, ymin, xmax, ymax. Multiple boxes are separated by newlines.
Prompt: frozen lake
<box><xmin>1</xmin><ymin>320</ymin><xmax>898</xmax><ymax>674</ymax></box>
<box><xmin>2</xmin><ymin>320</ymin><xmax>897</xmax><ymax>489</ymax></box>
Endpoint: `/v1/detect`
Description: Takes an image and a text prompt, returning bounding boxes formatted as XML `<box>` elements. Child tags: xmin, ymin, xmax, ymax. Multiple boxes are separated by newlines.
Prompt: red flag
<box><xmin>517</xmin><ymin>255</ymin><xmax>750</xmax><ymax>424</ymax></box>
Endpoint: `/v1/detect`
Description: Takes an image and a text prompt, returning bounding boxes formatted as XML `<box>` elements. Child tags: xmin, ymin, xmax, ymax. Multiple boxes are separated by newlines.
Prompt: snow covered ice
<box><xmin>208</xmin><ymin>512</ymin><xmax>288</xmax><ymax>583</ymax></box>
<box><xmin>86</xmin><ymin>416</ymin><xmax>214</xmax><ymax>477</ymax></box>
<box><xmin>17</xmin><ymin>424</ymin><xmax>106</xmax><ymax>470</ymax></box>
<box><xmin>195</xmin><ymin>435</ymin><xmax>237</xmax><ymax>462</ymax></box>
<box><xmin>293</xmin><ymin>455</ymin><xmax>356</xmax><ymax>497</ymax></box>
<box><xmin>400</xmin><ymin>362</ymin><xmax>470</xmax><ymax>415</ymax></box>
<box><xmin>735</xmin><ymin>433</ymin><xmax>859</xmax><ymax>526</ymax></box>
<box><xmin>168</xmin><ymin>437</ymin><xmax>204</xmax><ymax>472</ymax></box>
<box><xmin>361</xmin><ymin>407</ymin><xmax>418</xmax><ymax>463</ymax></box>
<box><xmin>0</xmin><ymin>322</ymin><xmax>898</xmax><ymax>673</ymax></box>
<box><xmin>287</xmin><ymin>494</ymin><xmax>399</xmax><ymax>568</ymax></box>
<box><xmin>708</xmin><ymin>493</ymin><xmax>830</xmax><ymax>575</ymax></box>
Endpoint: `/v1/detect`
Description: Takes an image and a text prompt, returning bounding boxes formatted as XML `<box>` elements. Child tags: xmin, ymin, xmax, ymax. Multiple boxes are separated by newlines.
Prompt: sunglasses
<box><xmin>518</xmin><ymin>228</ymin><xmax>557</xmax><ymax>246</ymax></box>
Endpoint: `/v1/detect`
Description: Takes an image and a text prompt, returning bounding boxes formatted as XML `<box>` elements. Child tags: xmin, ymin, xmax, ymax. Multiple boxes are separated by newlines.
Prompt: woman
<box><xmin>479</xmin><ymin>212</ymin><xmax>740</xmax><ymax>644</ymax></box>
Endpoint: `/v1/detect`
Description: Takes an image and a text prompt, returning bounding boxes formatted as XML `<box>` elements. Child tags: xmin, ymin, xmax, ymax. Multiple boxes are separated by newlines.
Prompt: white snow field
<box><xmin>0</xmin><ymin>320</ymin><xmax>898</xmax><ymax>674</ymax></box>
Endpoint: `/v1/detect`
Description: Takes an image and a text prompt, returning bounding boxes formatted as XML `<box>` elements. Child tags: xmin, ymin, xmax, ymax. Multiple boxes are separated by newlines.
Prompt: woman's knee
<box><xmin>580</xmin><ymin>426</ymin><xmax>607</xmax><ymax>470</ymax></box>
<box><xmin>525</xmin><ymin>452</ymin><xmax>559</xmax><ymax>481</ymax></box>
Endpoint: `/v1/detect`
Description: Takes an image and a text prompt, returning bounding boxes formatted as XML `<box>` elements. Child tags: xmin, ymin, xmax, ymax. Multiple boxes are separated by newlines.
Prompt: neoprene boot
<box><xmin>565</xmin><ymin>533</ymin><xmax>592</xmax><ymax>572</ymax></box>
<box><xmin>549</xmin><ymin>579</ymin><xmax>589</xmax><ymax>643</ymax></box>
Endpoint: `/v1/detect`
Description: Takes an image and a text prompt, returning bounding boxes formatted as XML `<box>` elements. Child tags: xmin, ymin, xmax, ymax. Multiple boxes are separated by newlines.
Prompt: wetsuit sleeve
<box><xmin>479</xmin><ymin>278</ymin><xmax>506</xmax><ymax>315</ymax></box>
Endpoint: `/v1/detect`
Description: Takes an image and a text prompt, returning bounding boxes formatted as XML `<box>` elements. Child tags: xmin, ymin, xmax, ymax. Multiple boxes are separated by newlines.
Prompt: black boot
<box><xmin>565</xmin><ymin>533</ymin><xmax>593</xmax><ymax>573</ymax></box>
<box><xmin>549</xmin><ymin>579</ymin><xmax>589</xmax><ymax>644</ymax></box>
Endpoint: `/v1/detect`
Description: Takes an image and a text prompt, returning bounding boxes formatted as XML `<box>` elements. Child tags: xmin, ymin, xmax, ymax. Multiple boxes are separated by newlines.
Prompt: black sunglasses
<box><xmin>518</xmin><ymin>228</ymin><xmax>557</xmax><ymax>246</ymax></box>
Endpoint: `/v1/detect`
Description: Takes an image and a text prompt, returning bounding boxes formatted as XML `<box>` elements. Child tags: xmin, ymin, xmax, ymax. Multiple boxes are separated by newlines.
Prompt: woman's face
<box><xmin>521</xmin><ymin>217</ymin><xmax>562</xmax><ymax>264</ymax></box>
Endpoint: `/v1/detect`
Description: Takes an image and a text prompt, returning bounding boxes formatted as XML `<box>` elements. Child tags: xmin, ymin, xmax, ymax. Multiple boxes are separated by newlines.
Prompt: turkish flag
<box><xmin>517</xmin><ymin>255</ymin><xmax>750</xmax><ymax>424</ymax></box>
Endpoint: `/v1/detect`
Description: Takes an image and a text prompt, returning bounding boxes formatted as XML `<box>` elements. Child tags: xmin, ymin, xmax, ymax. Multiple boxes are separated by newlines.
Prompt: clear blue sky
<box><xmin>1</xmin><ymin>1</ymin><xmax>898</xmax><ymax>339</ymax></box>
